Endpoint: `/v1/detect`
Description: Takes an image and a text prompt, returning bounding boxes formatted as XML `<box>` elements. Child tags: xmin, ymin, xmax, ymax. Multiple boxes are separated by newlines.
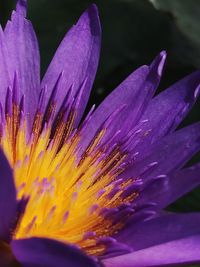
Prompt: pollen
<box><xmin>0</xmin><ymin>80</ymin><xmax>139</xmax><ymax>256</ymax></box>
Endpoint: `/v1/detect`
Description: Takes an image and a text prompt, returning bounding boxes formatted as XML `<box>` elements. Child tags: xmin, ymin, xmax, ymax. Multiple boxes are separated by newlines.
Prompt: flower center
<box><xmin>0</xmin><ymin>83</ymin><xmax>138</xmax><ymax>256</ymax></box>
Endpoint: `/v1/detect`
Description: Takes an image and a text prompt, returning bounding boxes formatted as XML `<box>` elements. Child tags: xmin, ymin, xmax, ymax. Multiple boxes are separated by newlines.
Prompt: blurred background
<box><xmin>1</xmin><ymin>0</ymin><xmax>200</xmax><ymax>246</ymax></box>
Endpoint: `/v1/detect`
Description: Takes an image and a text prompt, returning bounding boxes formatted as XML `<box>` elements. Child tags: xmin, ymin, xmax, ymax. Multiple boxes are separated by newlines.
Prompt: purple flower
<box><xmin>0</xmin><ymin>0</ymin><xmax>200</xmax><ymax>266</ymax></box>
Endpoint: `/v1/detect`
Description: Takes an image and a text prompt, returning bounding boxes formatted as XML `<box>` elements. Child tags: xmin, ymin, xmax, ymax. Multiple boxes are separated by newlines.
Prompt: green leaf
<box><xmin>150</xmin><ymin>0</ymin><xmax>200</xmax><ymax>68</ymax></box>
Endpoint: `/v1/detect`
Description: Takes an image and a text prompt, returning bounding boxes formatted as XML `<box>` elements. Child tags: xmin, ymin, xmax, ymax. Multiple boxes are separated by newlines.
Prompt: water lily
<box><xmin>0</xmin><ymin>0</ymin><xmax>200</xmax><ymax>266</ymax></box>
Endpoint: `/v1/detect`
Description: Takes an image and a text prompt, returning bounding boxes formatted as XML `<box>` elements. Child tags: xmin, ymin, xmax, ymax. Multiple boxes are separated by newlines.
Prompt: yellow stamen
<box><xmin>1</xmin><ymin>104</ymin><xmax>138</xmax><ymax>256</ymax></box>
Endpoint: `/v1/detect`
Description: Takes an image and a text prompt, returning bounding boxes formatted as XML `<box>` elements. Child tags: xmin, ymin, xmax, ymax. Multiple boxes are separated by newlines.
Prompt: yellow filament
<box><xmin>0</xmin><ymin>111</ymin><xmax>137</xmax><ymax>256</ymax></box>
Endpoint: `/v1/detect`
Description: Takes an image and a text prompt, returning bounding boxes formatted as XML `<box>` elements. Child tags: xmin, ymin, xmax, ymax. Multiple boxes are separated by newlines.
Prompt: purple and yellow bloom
<box><xmin>1</xmin><ymin>0</ymin><xmax>200</xmax><ymax>266</ymax></box>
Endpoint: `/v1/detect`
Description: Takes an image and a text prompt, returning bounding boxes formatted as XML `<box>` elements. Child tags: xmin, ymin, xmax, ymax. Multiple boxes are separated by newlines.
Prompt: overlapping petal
<box><xmin>103</xmin><ymin>235</ymin><xmax>200</xmax><ymax>267</ymax></box>
<box><xmin>4</xmin><ymin>0</ymin><xmax>40</xmax><ymax>128</ymax></box>
<box><xmin>135</xmin><ymin>163</ymin><xmax>200</xmax><ymax>210</ymax></box>
<box><xmin>116</xmin><ymin>212</ymin><xmax>200</xmax><ymax>250</ymax></box>
<box><xmin>0</xmin><ymin>27</ymin><xmax>12</xmax><ymax>107</ymax></box>
<box><xmin>41</xmin><ymin>4</ymin><xmax>101</xmax><ymax>128</ymax></box>
<box><xmin>0</xmin><ymin>241</ymin><xmax>21</xmax><ymax>267</ymax></box>
<box><xmin>0</xmin><ymin>2</ymin><xmax>200</xmax><ymax>267</ymax></box>
<box><xmin>121</xmin><ymin>122</ymin><xmax>200</xmax><ymax>182</ymax></box>
<box><xmin>105</xmin><ymin>213</ymin><xmax>200</xmax><ymax>266</ymax></box>
<box><xmin>131</xmin><ymin>70</ymin><xmax>200</xmax><ymax>156</ymax></box>
<box><xmin>78</xmin><ymin>51</ymin><xmax>166</xmax><ymax>155</ymax></box>
<box><xmin>12</xmin><ymin>238</ymin><xmax>99</xmax><ymax>267</ymax></box>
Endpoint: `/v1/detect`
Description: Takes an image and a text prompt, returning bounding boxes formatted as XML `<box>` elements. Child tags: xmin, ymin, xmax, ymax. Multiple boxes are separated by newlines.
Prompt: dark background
<box><xmin>1</xmin><ymin>0</ymin><xmax>200</xmax><ymax>263</ymax></box>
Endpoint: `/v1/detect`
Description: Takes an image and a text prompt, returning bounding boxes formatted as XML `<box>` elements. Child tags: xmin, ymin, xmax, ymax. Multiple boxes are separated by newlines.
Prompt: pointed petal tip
<box><xmin>16</xmin><ymin>0</ymin><xmax>27</xmax><ymax>16</ymax></box>
<box><xmin>150</xmin><ymin>50</ymin><xmax>167</xmax><ymax>78</ymax></box>
<box><xmin>176</xmin><ymin>69</ymin><xmax>200</xmax><ymax>102</ymax></box>
<box><xmin>160</xmin><ymin>50</ymin><xmax>167</xmax><ymax>57</ymax></box>
<box><xmin>194</xmin><ymin>83</ymin><xmax>200</xmax><ymax>99</ymax></box>
<box><xmin>158</xmin><ymin>50</ymin><xmax>167</xmax><ymax>76</ymax></box>
<box><xmin>77</xmin><ymin>3</ymin><xmax>101</xmax><ymax>36</ymax></box>
<box><xmin>88</xmin><ymin>3</ymin><xmax>99</xmax><ymax>13</ymax></box>
<box><xmin>86</xmin><ymin>3</ymin><xmax>100</xmax><ymax>19</ymax></box>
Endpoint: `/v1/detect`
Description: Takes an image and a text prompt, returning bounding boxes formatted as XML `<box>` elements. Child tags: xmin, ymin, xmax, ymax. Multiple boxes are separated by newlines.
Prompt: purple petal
<box><xmin>0</xmin><ymin>27</ymin><xmax>12</xmax><ymax>107</ymax></box>
<box><xmin>103</xmin><ymin>234</ymin><xmax>200</xmax><ymax>266</ymax></box>
<box><xmin>135</xmin><ymin>162</ymin><xmax>200</xmax><ymax>210</ymax></box>
<box><xmin>121</xmin><ymin>122</ymin><xmax>200</xmax><ymax>183</ymax></box>
<box><xmin>4</xmin><ymin>0</ymin><xmax>40</xmax><ymax>129</ymax></box>
<box><xmin>12</xmin><ymin>237</ymin><xmax>99</xmax><ymax>267</ymax></box>
<box><xmin>116</xmin><ymin>213</ymin><xmax>200</xmax><ymax>252</ymax></box>
<box><xmin>0</xmin><ymin>241</ymin><xmax>21</xmax><ymax>267</ymax></box>
<box><xmin>79</xmin><ymin>52</ymin><xmax>166</xmax><ymax>155</ymax></box>
<box><xmin>41</xmin><ymin>4</ymin><xmax>101</xmax><ymax>127</ymax></box>
<box><xmin>0</xmin><ymin>150</ymin><xmax>17</xmax><ymax>242</ymax></box>
<box><xmin>131</xmin><ymin>70</ymin><xmax>200</xmax><ymax>156</ymax></box>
